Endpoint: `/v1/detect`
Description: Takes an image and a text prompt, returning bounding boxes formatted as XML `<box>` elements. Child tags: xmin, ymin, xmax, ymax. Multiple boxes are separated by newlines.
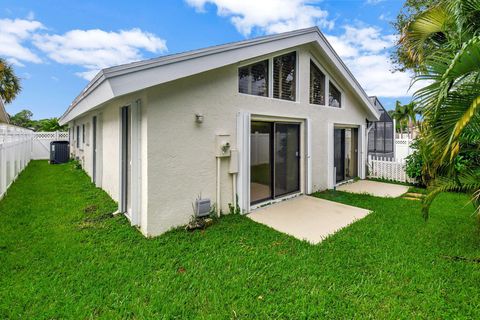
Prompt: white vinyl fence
<box><xmin>32</xmin><ymin>131</ymin><xmax>69</xmax><ymax>159</ymax></box>
<box><xmin>367</xmin><ymin>155</ymin><xmax>416</xmax><ymax>183</ymax></box>
<box><xmin>0</xmin><ymin>125</ymin><xmax>34</xmax><ymax>199</ymax></box>
<box><xmin>0</xmin><ymin>125</ymin><xmax>69</xmax><ymax>199</ymax></box>
<box><xmin>395</xmin><ymin>138</ymin><xmax>414</xmax><ymax>160</ymax></box>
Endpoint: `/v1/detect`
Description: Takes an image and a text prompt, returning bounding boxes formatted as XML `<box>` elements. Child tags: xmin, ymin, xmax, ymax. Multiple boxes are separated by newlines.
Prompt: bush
<box><xmin>405</xmin><ymin>151</ymin><xmax>423</xmax><ymax>180</ymax></box>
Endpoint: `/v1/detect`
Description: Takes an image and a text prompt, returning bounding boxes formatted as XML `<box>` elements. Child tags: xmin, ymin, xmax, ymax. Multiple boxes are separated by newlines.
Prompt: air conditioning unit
<box><xmin>195</xmin><ymin>198</ymin><xmax>211</xmax><ymax>217</ymax></box>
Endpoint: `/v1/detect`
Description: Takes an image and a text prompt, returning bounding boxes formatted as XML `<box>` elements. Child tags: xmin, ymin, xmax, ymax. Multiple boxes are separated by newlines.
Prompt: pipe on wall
<box><xmin>216</xmin><ymin>156</ymin><xmax>221</xmax><ymax>217</ymax></box>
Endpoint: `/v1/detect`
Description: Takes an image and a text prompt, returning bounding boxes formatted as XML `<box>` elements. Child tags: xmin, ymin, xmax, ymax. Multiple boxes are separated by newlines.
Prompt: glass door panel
<box><xmin>345</xmin><ymin>128</ymin><xmax>358</xmax><ymax>180</ymax></box>
<box><xmin>250</xmin><ymin>121</ymin><xmax>273</xmax><ymax>204</ymax></box>
<box><xmin>274</xmin><ymin>123</ymin><xmax>300</xmax><ymax>197</ymax></box>
<box><xmin>334</xmin><ymin>128</ymin><xmax>345</xmax><ymax>183</ymax></box>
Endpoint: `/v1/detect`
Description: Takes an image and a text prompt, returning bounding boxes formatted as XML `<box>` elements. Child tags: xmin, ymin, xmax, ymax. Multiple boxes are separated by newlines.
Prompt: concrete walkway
<box><xmin>248</xmin><ymin>196</ymin><xmax>371</xmax><ymax>244</ymax></box>
<box><xmin>337</xmin><ymin>180</ymin><xmax>409</xmax><ymax>198</ymax></box>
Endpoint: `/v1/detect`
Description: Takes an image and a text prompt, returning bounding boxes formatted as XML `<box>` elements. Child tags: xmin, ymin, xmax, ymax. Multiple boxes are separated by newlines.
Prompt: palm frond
<box><xmin>423</xmin><ymin>169</ymin><xmax>480</xmax><ymax>219</ymax></box>
<box><xmin>400</xmin><ymin>5</ymin><xmax>449</xmax><ymax>64</ymax></box>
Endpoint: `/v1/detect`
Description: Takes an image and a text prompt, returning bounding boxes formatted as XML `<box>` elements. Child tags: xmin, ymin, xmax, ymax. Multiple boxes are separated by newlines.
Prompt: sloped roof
<box><xmin>60</xmin><ymin>27</ymin><xmax>379</xmax><ymax>124</ymax></box>
<box><xmin>0</xmin><ymin>98</ymin><xmax>9</xmax><ymax>124</ymax></box>
<box><xmin>368</xmin><ymin>96</ymin><xmax>392</xmax><ymax>122</ymax></box>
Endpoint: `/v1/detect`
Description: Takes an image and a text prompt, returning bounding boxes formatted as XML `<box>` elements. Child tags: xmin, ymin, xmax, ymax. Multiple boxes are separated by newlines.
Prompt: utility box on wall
<box><xmin>215</xmin><ymin>134</ymin><xmax>231</xmax><ymax>157</ymax></box>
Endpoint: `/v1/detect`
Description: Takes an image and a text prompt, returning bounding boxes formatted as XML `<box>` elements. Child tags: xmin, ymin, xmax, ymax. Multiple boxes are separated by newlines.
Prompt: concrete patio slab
<box><xmin>248</xmin><ymin>196</ymin><xmax>371</xmax><ymax>244</ymax></box>
<box><xmin>337</xmin><ymin>180</ymin><xmax>409</xmax><ymax>198</ymax></box>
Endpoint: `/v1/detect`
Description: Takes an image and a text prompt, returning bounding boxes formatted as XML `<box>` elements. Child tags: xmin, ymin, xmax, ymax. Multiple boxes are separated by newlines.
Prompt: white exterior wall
<box><xmin>69</xmin><ymin>93</ymin><xmax>148</xmax><ymax>232</ymax></box>
<box><xmin>144</xmin><ymin>44</ymin><xmax>370</xmax><ymax>236</ymax></box>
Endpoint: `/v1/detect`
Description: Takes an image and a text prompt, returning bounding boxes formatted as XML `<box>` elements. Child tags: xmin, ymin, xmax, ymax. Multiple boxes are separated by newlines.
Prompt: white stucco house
<box><xmin>59</xmin><ymin>27</ymin><xmax>380</xmax><ymax>236</ymax></box>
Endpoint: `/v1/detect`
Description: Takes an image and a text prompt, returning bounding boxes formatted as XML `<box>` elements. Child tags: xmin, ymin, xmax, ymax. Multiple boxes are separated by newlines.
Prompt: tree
<box><xmin>398</xmin><ymin>0</ymin><xmax>480</xmax><ymax>217</ymax></box>
<box><xmin>391</xmin><ymin>0</ymin><xmax>440</xmax><ymax>72</ymax></box>
<box><xmin>392</xmin><ymin>101</ymin><xmax>408</xmax><ymax>134</ymax></box>
<box><xmin>0</xmin><ymin>58</ymin><xmax>21</xmax><ymax>103</ymax></box>
<box><xmin>391</xmin><ymin>101</ymin><xmax>419</xmax><ymax>136</ymax></box>
<box><xmin>33</xmin><ymin>118</ymin><xmax>67</xmax><ymax>132</ymax></box>
<box><xmin>8</xmin><ymin>109</ymin><xmax>67</xmax><ymax>132</ymax></box>
<box><xmin>9</xmin><ymin>109</ymin><xmax>34</xmax><ymax>128</ymax></box>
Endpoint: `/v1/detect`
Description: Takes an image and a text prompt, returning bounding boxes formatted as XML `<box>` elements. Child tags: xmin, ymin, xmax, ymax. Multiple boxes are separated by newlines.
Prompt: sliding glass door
<box><xmin>334</xmin><ymin>127</ymin><xmax>358</xmax><ymax>184</ymax></box>
<box><xmin>334</xmin><ymin>128</ymin><xmax>345</xmax><ymax>183</ymax></box>
<box><xmin>250</xmin><ymin>121</ymin><xmax>300</xmax><ymax>205</ymax></box>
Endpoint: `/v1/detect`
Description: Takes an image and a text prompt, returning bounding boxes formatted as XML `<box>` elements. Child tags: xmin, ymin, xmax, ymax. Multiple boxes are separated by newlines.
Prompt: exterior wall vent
<box><xmin>195</xmin><ymin>198</ymin><xmax>211</xmax><ymax>217</ymax></box>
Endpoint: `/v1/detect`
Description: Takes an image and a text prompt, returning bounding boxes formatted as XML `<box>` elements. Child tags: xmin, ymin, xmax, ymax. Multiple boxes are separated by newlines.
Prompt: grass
<box><xmin>1</xmin><ymin>161</ymin><xmax>480</xmax><ymax>318</ymax></box>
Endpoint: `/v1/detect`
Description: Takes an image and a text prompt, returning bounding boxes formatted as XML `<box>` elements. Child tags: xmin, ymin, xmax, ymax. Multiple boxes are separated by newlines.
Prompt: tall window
<box><xmin>82</xmin><ymin>124</ymin><xmax>85</xmax><ymax>144</ymax></box>
<box><xmin>273</xmin><ymin>52</ymin><xmax>296</xmax><ymax>101</ymax></box>
<box><xmin>309</xmin><ymin>60</ymin><xmax>325</xmax><ymax>105</ymax></box>
<box><xmin>238</xmin><ymin>60</ymin><xmax>269</xmax><ymax>97</ymax></box>
<box><xmin>76</xmin><ymin>126</ymin><xmax>80</xmax><ymax>148</ymax></box>
<box><xmin>329</xmin><ymin>82</ymin><xmax>341</xmax><ymax>108</ymax></box>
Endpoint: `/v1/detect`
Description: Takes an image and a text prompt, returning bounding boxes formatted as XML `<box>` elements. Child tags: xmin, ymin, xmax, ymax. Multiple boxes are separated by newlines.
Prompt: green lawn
<box><xmin>1</xmin><ymin>161</ymin><xmax>480</xmax><ymax>318</ymax></box>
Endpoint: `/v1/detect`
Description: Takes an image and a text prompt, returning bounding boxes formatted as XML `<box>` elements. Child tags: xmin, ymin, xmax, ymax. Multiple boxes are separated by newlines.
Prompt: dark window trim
<box><xmin>238</xmin><ymin>59</ymin><xmax>269</xmax><ymax>97</ymax></box>
<box><xmin>273</xmin><ymin>51</ymin><xmax>297</xmax><ymax>102</ymax></box>
<box><xmin>328</xmin><ymin>81</ymin><xmax>342</xmax><ymax>108</ymax></box>
<box><xmin>76</xmin><ymin>126</ymin><xmax>80</xmax><ymax>148</ymax></box>
<box><xmin>309</xmin><ymin>59</ymin><xmax>326</xmax><ymax>105</ymax></box>
<box><xmin>82</xmin><ymin>124</ymin><xmax>85</xmax><ymax>144</ymax></box>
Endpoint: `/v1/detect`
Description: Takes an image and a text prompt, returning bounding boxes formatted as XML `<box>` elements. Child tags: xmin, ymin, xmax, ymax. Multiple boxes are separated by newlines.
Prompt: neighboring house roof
<box><xmin>0</xmin><ymin>98</ymin><xmax>9</xmax><ymax>124</ymax></box>
<box><xmin>60</xmin><ymin>27</ymin><xmax>380</xmax><ymax>125</ymax></box>
<box><xmin>368</xmin><ymin>96</ymin><xmax>392</xmax><ymax>122</ymax></box>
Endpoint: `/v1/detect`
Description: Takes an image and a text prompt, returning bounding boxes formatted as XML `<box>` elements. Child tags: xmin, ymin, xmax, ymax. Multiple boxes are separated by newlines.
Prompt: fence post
<box><xmin>0</xmin><ymin>144</ymin><xmax>5</xmax><ymax>198</ymax></box>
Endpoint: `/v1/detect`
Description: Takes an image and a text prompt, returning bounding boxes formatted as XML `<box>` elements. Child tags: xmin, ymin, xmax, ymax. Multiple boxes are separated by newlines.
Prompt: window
<box><xmin>329</xmin><ymin>81</ymin><xmax>341</xmax><ymax>108</ymax></box>
<box><xmin>76</xmin><ymin>126</ymin><xmax>80</xmax><ymax>148</ymax></box>
<box><xmin>309</xmin><ymin>60</ymin><xmax>325</xmax><ymax>105</ymax></box>
<box><xmin>273</xmin><ymin>52</ymin><xmax>296</xmax><ymax>101</ymax></box>
<box><xmin>82</xmin><ymin>124</ymin><xmax>85</xmax><ymax>144</ymax></box>
<box><xmin>238</xmin><ymin>60</ymin><xmax>269</xmax><ymax>97</ymax></box>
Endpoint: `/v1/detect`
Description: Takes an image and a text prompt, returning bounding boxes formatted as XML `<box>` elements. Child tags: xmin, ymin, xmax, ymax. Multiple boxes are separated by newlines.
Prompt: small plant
<box><xmin>228</xmin><ymin>194</ymin><xmax>241</xmax><ymax>214</ymax></box>
<box><xmin>70</xmin><ymin>159</ymin><xmax>82</xmax><ymax>170</ymax></box>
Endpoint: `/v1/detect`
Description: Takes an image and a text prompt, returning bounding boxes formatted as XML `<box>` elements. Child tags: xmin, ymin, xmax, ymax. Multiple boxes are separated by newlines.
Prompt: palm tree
<box><xmin>392</xmin><ymin>101</ymin><xmax>419</xmax><ymax>138</ymax></box>
<box><xmin>400</xmin><ymin>0</ymin><xmax>480</xmax><ymax>217</ymax></box>
<box><xmin>392</xmin><ymin>101</ymin><xmax>408</xmax><ymax>135</ymax></box>
<box><xmin>404</xmin><ymin>101</ymin><xmax>418</xmax><ymax>138</ymax></box>
<box><xmin>0</xmin><ymin>58</ymin><xmax>21</xmax><ymax>103</ymax></box>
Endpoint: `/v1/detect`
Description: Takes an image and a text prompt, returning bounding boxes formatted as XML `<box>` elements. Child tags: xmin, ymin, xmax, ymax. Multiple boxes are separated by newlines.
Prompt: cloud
<box><xmin>185</xmin><ymin>0</ymin><xmax>333</xmax><ymax>36</ymax></box>
<box><xmin>33</xmin><ymin>28</ymin><xmax>168</xmax><ymax>80</ymax></box>
<box><xmin>0</xmin><ymin>18</ymin><xmax>44</xmax><ymax>64</ymax></box>
<box><xmin>185</xmin><ymin>1</ymin><xmax>415</xmax><ymax>98</ymax></box>
<box><xmin>326</xmin><ymin>25</ymin><xmax>418</xmax><ymax>97</ymax></box>
<box><xmin>26</xmin><ymin>11</ymin><xmax>35</xmax><ymax>20</ymax></box>
<box><xmin>366</xmin><ymin>0</ymin><xmax>385</xmax><ymax>4</ymax></box>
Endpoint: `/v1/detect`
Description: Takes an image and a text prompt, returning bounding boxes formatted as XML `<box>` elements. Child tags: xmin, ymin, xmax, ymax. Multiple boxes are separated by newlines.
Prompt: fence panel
<box><xmin>395</xmin><ymin>138</ymin><xmax>414</xmax><ymax>160</ymax></box>
<box><xmin>367</xmin><ymin>155</ymin><xmax>416</xmax><ymax>184</ymax></box>
<box><xmin>32</xmin><ymin>131</ymin><xmax>69</xmax><ymax>160</ymax></box>
<box><xmin>0</xmin><ymin>126</ymin><xmax>69</xmax><ymax>199</ymax></box>
<box><xmin>0</xmin><ymin>124</ymin><xmax>34</xmax><ymax>199</ymax></box>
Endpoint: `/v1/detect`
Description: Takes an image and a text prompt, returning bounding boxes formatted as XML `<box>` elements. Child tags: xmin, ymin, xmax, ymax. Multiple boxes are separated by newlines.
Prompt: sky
<box><xmin>1</xmin><ymin>0</ymin><xmax>415</xmax><ymax>120</ymax></box>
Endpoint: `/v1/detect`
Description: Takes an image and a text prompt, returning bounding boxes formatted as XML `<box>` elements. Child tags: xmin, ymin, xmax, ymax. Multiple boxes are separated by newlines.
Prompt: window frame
<box><xmin>76</xmin><ymin>126</ymin><xmax>80</xmax><ymax>148</ymax></box>
<box><xmin>309</xmin><ymin>52</ymin><xmax>345</xmax><ymax>109</ymax></box>
<box><xmin>82</xmin><ymin>124</ymin><xmax>86</xmax><ymax>145</ymax></box>
<box><xmin>238</xmin><ymin>59</ymin><xmax>270</xmax><ymax>97</ymax></box>
<box><xmin>237</xmin><ymin>49</ymin><xmax>299</xmax><ymax>103</ymax></box>
<box><xmin>328</xmin><ymin>79</ymin><xmax>343</xmax><ymax>109</ymax></box>
<box><xmin>272</xmin><ymin>51</ymin><xmax>298</xmax><ymax>102</ymax></box>
<box><xmin>309</xmin><ymin>58</ymin><xmax>327</xmax><ymax>106</ymax></box>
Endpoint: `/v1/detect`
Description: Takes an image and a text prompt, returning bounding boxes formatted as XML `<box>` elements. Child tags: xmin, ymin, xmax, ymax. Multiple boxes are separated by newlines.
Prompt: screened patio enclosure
<box><xmin>367</xmin><ymin>96</ymin><xmax>394</xmax><ymax>159</ymax></box>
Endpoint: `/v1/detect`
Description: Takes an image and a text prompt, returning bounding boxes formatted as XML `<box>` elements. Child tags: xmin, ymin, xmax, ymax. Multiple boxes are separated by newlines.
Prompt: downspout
<box><xmin>365</xmin><ymin>119</ymin><xmax>375</xmax><ymax>178</ymax></box>
<box><xmin>216</xmin><ymin>156</ymin><xmax>221</xmax><ymax>217</ymax></box>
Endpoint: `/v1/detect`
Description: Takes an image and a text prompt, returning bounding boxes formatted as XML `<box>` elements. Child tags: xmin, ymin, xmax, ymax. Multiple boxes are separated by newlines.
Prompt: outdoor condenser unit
<box><xmin>195</xmin><ymin>198</ymin><xmax>211</xmax><ymax>217</ymax></box>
